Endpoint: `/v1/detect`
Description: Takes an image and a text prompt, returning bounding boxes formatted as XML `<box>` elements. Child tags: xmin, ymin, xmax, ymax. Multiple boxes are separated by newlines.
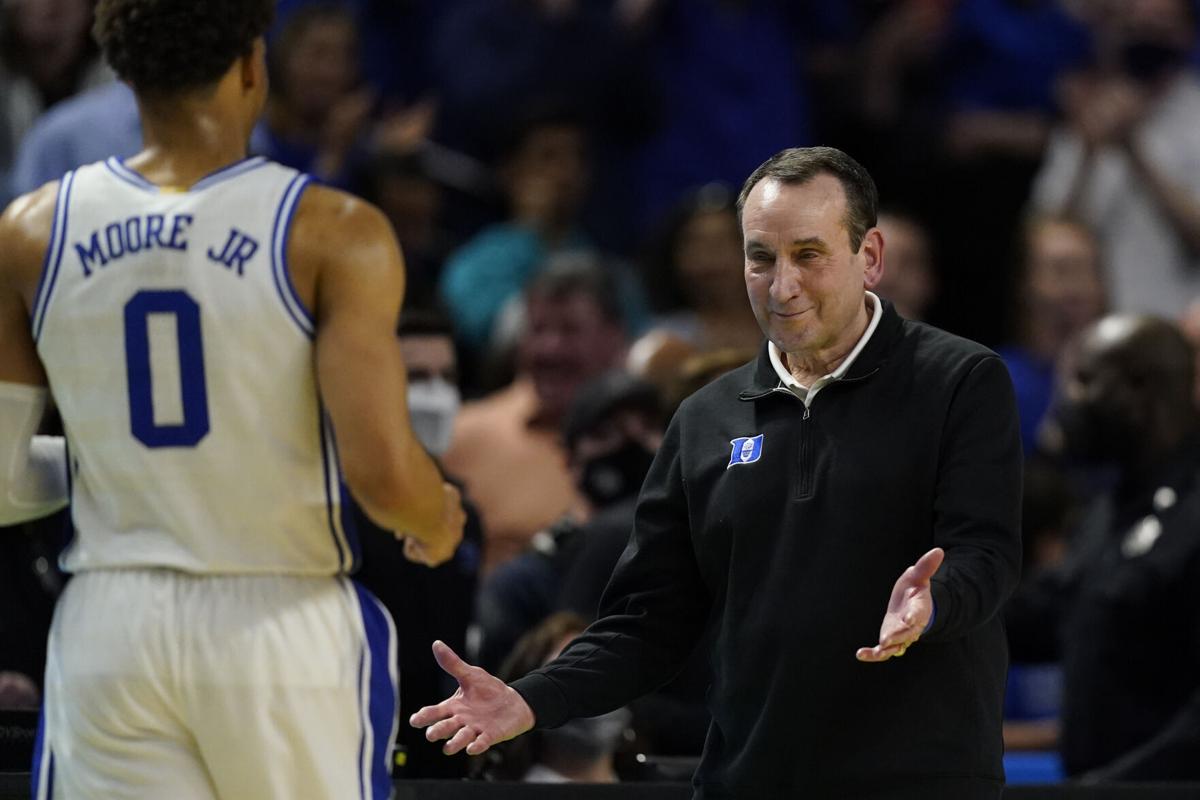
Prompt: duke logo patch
<box><xmin>727</xmin><ymin>434</ymin><xmax>764</xmax><ymax>468</ymax></box>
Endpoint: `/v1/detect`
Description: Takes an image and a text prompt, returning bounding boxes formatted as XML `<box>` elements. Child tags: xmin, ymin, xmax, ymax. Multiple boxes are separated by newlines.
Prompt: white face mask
<box><xmin>407</xmin><ymin>377</ymin><xmax>461</xmax><ymax>457</ymax></box>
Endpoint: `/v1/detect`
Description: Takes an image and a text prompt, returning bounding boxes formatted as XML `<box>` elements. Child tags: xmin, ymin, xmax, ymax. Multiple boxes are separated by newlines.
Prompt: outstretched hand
<box><xmin>409</xmin><ymin>641</ymin><xmax>535</xmax><ymax>756</ymax></box>
<box><xmin>856</xmin><ymin>547</ymin><xmax>943</xmax><ymax>663</ymax></box>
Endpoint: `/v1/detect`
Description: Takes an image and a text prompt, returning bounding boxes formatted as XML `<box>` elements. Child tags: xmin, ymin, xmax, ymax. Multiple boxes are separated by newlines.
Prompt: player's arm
<box><xmin>0</xmin><ymin>184</ymin><xmax>69</xmax><ymax>525</ymax></box>
<box><xmin>295</xmin><ymin>186</ymin><xmax>459</xmax><ymax>551</ymax></box>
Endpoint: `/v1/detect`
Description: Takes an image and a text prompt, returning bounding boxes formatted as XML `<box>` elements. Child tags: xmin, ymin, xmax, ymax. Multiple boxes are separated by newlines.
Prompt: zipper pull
<box><xmin>802</xmin><ymin>406</ymin><xmax>811</xmax><ymax>420</ymax></box>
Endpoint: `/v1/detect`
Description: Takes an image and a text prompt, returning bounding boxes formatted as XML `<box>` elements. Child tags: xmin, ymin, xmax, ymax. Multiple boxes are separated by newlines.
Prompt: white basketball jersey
<box><xmin>33</xmin><ymin>157</ymin><xmax>359</xmax><ymax>575</ymax></box>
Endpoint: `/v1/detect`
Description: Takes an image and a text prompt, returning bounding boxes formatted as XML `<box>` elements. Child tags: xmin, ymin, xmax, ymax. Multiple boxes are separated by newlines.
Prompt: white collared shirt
<box><xmin>768</xmin><ymin>291</ymin><xmax>883</xmax><ymax>408</ymax></box>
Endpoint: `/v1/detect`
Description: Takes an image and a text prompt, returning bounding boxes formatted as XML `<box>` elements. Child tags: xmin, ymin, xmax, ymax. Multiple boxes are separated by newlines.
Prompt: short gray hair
<box><xmin>737</xmin><ymin>146</ymin><xmax>879</xmax><ymax>252</ymax></box>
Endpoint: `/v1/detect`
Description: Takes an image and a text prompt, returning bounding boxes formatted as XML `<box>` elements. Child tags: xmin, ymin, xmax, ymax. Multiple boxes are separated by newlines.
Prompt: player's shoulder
<box><xmin>0</xmin><ymin>181</ymin><xmax>61</xmax><ymax>282</ymax></box>
<box><xmin>1</xmin><ymin>180</ymin><xmax>60</xmax><ymax>239</ymax></box>
<box><xmin>286</xmin><ymin>182</ymin><xmax>404</xmax><ymax>305</ymax></box>
<box><xmin>290</xmin><ymin>182</ymin><xmax>394</xmax><ymax>251</ymax></box>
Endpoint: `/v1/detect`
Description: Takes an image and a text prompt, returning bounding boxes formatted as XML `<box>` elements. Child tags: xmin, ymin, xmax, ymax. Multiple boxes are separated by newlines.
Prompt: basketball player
<box><xmin>0</xmin><ymin>1</ymin><xmax>465</xmax><ymax>797</ymax></box>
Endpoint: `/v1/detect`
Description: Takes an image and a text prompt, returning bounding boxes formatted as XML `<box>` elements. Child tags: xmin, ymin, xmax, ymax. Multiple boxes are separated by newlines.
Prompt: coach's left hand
<box><xmin>855</xmin><ymin>547</ymin><xmax>943</xmax><ymax>663</ymax></box>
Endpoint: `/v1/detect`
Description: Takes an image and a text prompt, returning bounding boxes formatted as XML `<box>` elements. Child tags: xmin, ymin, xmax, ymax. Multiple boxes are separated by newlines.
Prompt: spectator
<box><xmin>352</xmin><ymin>308</ymin><xmax>482</xmax><ymax>779</ymax></box>
<box><xmin>555</xmin><ymin>372</ymin><xmax>711</xmax><ymax>758</ymax></box>
<box><xmin>998</xmin><ymin>215</ymin><xmax>1107</xmax><ymax>455</ymax></box>
<box><xmin>875</xmin><ymin>209</ymin><xmax>937</xmax><ymax>321</ymax></box>
<box><xmin>429</xmin><ymin>0</ymin><xmax>656</xmax><ymax>250</ymax></box>
<box><xmin>474</xmin><ymin>370</ymin><xmax>662</xmax><ymax>671</ymax></box>
<box><xmin>440</xmin><ymin>108</ymin><xmax>648</xmax><ymax>352</ymax></box>
<box><xmin>259</xmin><ymin>4</ymin><xmax>370</xmax><ymax>185</ymax></box>
<box><xmin>0</xmin><ymin>0</ymin><xmax>111</xmax><ymax>199</ymax></box>
<box><xmin>857</xmin><ymin>0</ymin><xmax>1092</xmax><ymax>344</ymax></box>
<box><xmin>1032</xmin><ymin>0</ymin><xmax>1200</xmax><ymax>317</ymax></box>
<box><xmin>1007</xmin><ymin>314</ymin><xmax>1200</xmax><ymax>780</ymax></box>
<box><xmin>10</xmin><ymin>82</ymin><xmax>138</xmax><ymax>196</ymax></box>
<box><xmin>274</xmin><ymin>0</ymin><xmax>447</xmax><ymax>105</ymax></box>
<box><xmin>443</xmin><ymin>256</ymin><xmax>628</xmax><ymax>573</ymax></box>
<box><xmin>430</xmin><ymin>0</ymin><xmax>653</xmax><ymax>159</ymax></box>
<box><xmin>639</xmin><ymin>184</ymin><xmax>763</xmax><ymax>353</ymax></box>
<box><xmin>355</xmin><ymin>148</ymin><xmax>457</xmax><ymax>310</ymax></box>
<box><xmin>630</xmin><ymin>0</ymin><xmax>828</xmax><ymax>235</ymax></box>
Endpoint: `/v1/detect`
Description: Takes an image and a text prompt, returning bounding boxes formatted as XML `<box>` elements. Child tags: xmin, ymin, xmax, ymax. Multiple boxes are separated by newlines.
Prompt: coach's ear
<box><xmin>860</xmin><ymin>227</ymin><xmax>884</xmax><ymax>290</ymax></box>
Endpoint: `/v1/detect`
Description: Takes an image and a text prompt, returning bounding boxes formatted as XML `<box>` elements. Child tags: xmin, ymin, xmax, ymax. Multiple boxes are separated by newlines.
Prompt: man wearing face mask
<box><xmin>1032</xmin><ymin>0</ymin><xmax>1200</xmax><ymax>318</ymax></box>
<box><xmin>352</xmin><ymin>308</ymin><xmax>483</xmax><ymax>779</ymax></box>
<box><xmin>474</xmin><ymin>370</ymin><xmax>713</xmax><ymax>759</ymax></box>
<box><xmin>1006</xmin><ymin>314</ymin><xmax>1200</xmax><ymax>781</ymax></box>
<box><xmin>555</xmin><ymin>373</ymin><xmax>714</xmax><ymax>759</ymax></box>
<box><xmin>473</xmin><ymin>371</ymin><xmax>662</xmax><ymax>673</ymax></box>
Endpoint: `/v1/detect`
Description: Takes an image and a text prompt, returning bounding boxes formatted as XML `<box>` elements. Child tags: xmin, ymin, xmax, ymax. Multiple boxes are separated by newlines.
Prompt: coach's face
<box><xmin>742</xmin><ymin>175</ymin><xmax>882</xmax><ymax>358</ymax></box>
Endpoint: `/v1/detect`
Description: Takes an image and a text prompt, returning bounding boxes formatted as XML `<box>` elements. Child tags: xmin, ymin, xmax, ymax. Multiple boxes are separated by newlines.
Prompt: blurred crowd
<box><xmin>3</xmin><ymin>0</ymin><xmax>1200</xmax><ymax>787</ymax></box>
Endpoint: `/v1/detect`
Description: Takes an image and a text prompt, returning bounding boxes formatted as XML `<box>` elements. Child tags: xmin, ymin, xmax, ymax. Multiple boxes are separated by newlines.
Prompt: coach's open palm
<box><xmin>856</xmin><ymin>547</ymin><xmax>944</xmax><ymax>663</ymax></box>
<box><xmin>410</xmin><ymin>641</ymin><xmax>535</xmax><ymax>755</ymax></box>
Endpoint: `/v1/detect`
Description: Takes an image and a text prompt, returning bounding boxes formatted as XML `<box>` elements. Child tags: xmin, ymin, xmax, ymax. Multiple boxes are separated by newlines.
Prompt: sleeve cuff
<box><xmin>926</xmin><ymin>579</ymin><xmax>949</xmax><ymax>639</ymax></box>
<box><xmin>509</xmin><ymin>671</ymin><xmax>571</xmax><ymax>730</ymax></box>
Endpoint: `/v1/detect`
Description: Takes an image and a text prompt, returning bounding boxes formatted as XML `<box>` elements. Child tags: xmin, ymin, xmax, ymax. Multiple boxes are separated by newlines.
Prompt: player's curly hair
<box><xmin>93</xmin><ymin>0</ymin><xmax>274</xmax><ymax>95</ymax></box>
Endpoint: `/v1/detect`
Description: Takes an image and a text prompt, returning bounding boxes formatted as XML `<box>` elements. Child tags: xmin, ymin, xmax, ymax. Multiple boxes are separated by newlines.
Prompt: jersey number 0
<box><xmin>123</xmin><ymin>289</ymin><xmax>211</xmax><ymax>448</ymax></box>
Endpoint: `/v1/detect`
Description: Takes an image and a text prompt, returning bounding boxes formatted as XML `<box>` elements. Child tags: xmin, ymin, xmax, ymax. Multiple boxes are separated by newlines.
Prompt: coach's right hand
<box><xmin>410</xmin><ymin>640</ymin><xmax>535</xmax><ymax>756</ymax></box>
<box><xmin>402</xmin><ymin>483</ymin><xmax>465</xmax><ymax>567</ymax></box>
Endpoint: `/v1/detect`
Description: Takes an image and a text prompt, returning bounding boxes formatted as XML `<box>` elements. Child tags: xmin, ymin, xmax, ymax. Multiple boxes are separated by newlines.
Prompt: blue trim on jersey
<box><xmin>318</xmin><ymin>409</ymin><xmax>349</xmax><ymax>571</ymax></box>
<box><xmin>57</xmin><ymin>437</ymin><xmax>77</xmax><ymax>572</ymax></box>
<box><xmin>355</xmin><ymin>644</ymin><xmax>367</xmax><ymax>799</ymax></box>
<box><xmin>29</xmin><ymin>172</ymin><xmax>70</xmax><ymax>334</ymax></box>
<box><xmin>105</xmin><ymin>157</ymin><xmax>157</xmax><ymax>191</ymax></box>
<box><xmin>31</xmin><ymin>706</ymin><xmax>53</xmax><ymax>800</ymax></box>
<box><xmin>32</xmin><ymin>170</ymin><xmax>75</xmax><ymax>342</ymax></box>
<box><xmin>270</xmin><ymin>174</ymin><xmax>316</xmax><ymax>338</ymax></box>
<box><xmin>106</xmin><ymin>156</ymin><xmax>270</xmax><ymax>193</ymax></box>
<box><xmin>353</xmin><ymin>581</ymin><xmax>398</xmax><ymax>800</ymax></box>
<box><xmin>327</xmin><ymin>421</ymin><xmax>362</xmax><ymax>569</ymax></box>
<box><xmin>189</xmin><ymin>156</ymin><xmax>269</xmax><ymax>192</ymax></box>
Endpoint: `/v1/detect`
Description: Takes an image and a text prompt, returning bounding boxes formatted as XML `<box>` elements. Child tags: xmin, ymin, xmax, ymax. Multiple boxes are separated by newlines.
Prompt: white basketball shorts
<box><xmin>31</xmin><ymin>569</ymin><xmax>398</xmax><ymax>799</ymax></box>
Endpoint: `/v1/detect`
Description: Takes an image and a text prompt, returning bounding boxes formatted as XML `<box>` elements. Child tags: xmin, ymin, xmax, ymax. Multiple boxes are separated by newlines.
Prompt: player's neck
<box><xmin>130</xmin><ymin>104</ymin><xmax>252</xmax><ymax>189</ymax></box>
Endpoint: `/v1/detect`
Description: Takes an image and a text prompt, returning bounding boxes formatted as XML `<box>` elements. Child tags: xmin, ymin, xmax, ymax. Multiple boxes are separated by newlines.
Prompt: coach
<box><xmin>412</xmin><ymin>147</ymin><xmax>1023</xmax><ymax>800</ymax></box>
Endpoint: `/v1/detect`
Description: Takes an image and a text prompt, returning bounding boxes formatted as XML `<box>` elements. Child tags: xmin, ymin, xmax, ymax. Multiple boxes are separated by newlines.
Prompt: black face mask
<box><xmin>579</xmin><ymin>440</ymin><xmax>656</xmax><ymax>508</ymax></box>
<box><xmin>1121</xmin><ymin>39</ymin><xmax>1187</xmax><ymax>83</ymax></box>
<box><xmin>1055</xmin><ymin>400</ymin><xmax>1139</xmax><ymax>465</ymax></box>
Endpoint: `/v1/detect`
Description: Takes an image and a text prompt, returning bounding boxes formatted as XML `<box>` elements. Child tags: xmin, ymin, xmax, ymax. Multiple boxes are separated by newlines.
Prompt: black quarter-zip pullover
<box><xmin>512</xmin><ymin>301</ymin><xmax>1023</xmax><ymax>799</ymax></box>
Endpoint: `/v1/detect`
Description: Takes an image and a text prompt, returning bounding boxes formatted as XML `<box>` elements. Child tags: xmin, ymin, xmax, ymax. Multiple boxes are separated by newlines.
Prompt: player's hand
<box><xmin>856</xmin><ymin>547</ymin><xmax>943</xmax><ymax>663</ymax></box>
<box><xmin>402</xmin><ymin>483</ymin><xmax>465</xmax><ymax>567</ymax></box>
<box><xmin>409</xmin><ymin>641</ymin><xmax>535</xmax><ymax>756</ymax></box>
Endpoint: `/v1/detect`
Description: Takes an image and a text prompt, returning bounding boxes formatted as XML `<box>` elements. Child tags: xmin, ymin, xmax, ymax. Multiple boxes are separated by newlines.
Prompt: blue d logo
<box><xmin>728</xmin><ymin>434</ymin><xmax>764</xmax><ymax>468</ymax></box>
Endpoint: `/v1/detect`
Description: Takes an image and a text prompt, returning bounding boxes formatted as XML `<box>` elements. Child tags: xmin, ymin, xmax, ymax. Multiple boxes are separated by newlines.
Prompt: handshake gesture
<box><xmin>409</xmin><ymin>641</ymin><xmax>535</xmax><ymax>755</ymax></box>
<box><xmin>402</xmin><ymin>483</ymin><xmax>466</xmax><ymax>567</ymax></box>
<box><xmin>856</xmin><ymin>547</ymin><xmax>942</xmax><ymax>662</ymax></box>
